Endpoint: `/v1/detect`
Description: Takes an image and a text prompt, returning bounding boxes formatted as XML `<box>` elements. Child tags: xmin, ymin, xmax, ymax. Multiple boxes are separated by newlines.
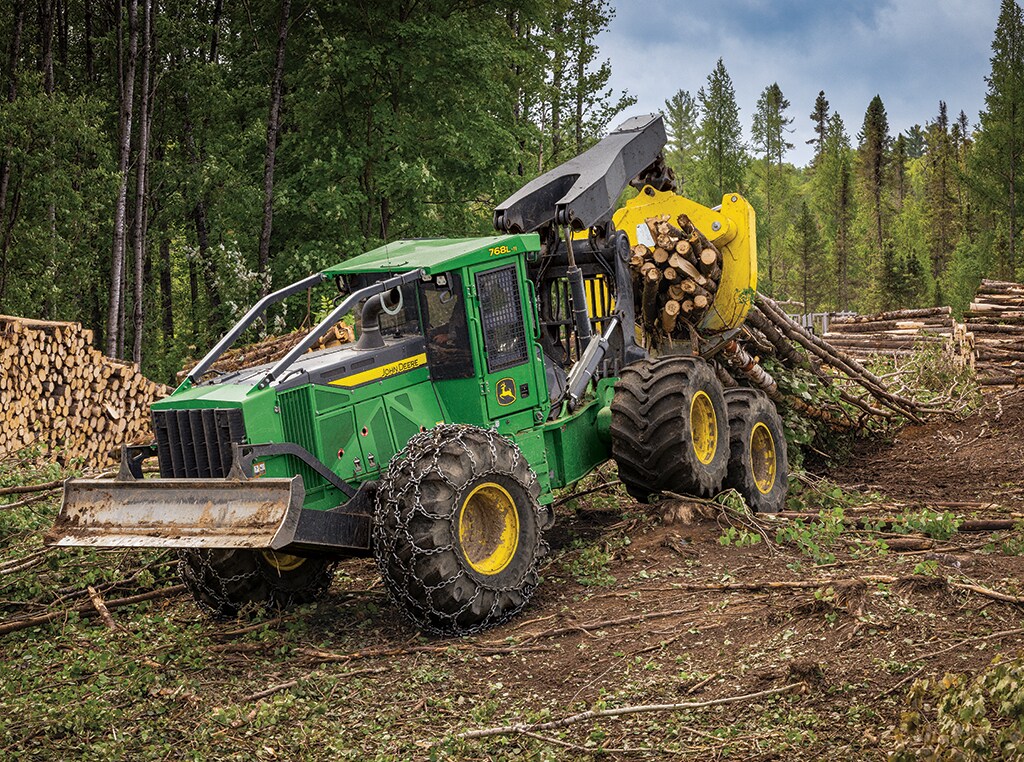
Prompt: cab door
<box><xmin>467</xmin><ymin>262</ymin><xmax>543</xmax><ymax>422</ymax></box>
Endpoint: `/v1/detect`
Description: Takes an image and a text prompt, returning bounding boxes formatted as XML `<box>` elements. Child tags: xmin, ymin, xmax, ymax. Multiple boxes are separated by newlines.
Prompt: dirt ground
<box><xmin>1</xmin><ymin>391</ymin><xmax>1023</xmax><ymax>760</ymax></box>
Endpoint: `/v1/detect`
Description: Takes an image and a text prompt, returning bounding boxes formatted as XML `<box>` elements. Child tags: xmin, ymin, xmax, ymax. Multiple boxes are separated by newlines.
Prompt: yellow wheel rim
<box><xmin>260</xmin><ymin>550</ymin><xmax>306</xmax><ymax>572</ymax></box>
<box><xmin>690</xmin><ymin>391</ymin><xmax>718</xmax><ymax>465</ymax></box>
<box><xmin>458</xmin><ymin>482</ymin><xmax>519</xmax><ymax>575</ymax></box>
<box><xmin>750</xmin><ymin>422</ymin><xmax>777</xmax><ymax>494</ymax></box>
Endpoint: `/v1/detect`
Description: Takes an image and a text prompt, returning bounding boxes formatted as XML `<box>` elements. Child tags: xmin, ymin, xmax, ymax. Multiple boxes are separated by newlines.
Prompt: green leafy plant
<box><xmin>775</xmin><ymin>506</ymin><xmax>846</xmax><ymax>564</ymax></box>
<box><xmin>890</xmin><ymin>657</ymin><xmax>1024</xmax><ymax>760</ymax></box>
<box><xmin>890</xmin><ymin>509</ymin><xmax>961</xmax><ymax>541</ymax></box>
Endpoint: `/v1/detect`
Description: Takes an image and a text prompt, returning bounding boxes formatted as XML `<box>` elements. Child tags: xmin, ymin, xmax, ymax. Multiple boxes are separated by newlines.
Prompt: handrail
<box><xmin>253</xmin><ymin>269</ymin><xmax>425</xmax><ymax>391</ymax></box>
<box><xmin>177</xmin><ymin>272</ymin><xmax>327</xmax><ymax>392</ymax></box>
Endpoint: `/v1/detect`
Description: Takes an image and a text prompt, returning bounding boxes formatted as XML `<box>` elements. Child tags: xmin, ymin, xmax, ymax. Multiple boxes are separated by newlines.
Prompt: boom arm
<box><xmin>493</xmin><ymin>114</ymin><xmax>673</xmax><ymax>235</ymax></box>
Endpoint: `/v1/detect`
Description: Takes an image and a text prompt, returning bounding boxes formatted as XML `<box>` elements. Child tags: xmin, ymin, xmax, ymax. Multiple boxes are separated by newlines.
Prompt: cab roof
<box><xmin>323</xmin><ymin>234</ymin><xmax>540</xmax><ymax>277</ymax></box>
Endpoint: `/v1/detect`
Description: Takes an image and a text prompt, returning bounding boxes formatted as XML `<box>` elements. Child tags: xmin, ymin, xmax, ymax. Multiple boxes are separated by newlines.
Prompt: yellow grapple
<box><xmin>612</xmin><ymin>188</ymin><xmax>758</xmax><ymax>333</ymax></box>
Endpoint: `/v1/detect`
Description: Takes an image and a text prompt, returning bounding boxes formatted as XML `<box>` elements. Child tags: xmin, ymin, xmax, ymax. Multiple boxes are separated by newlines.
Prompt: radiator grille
<box><xmin>153</xmin><ymin>408</ymin><xmax>246</xmax><ymax>478</ymax></box>
<box><xmin>278</xmin><ymin>387</ymin><xmax>321</xmax><ymax>488</ymax></box>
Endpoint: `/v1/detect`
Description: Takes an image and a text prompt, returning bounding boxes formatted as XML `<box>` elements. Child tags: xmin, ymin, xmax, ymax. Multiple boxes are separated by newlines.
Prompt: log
<box><xmin>661</xmin><ymin>300</ymin><xmax>680</xmax><ymax>333</ymax></box>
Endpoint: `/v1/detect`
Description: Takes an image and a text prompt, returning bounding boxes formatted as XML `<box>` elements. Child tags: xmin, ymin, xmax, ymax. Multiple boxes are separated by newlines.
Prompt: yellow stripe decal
<box><xmin>328</xmin><ymin>353</ymin><xmax>427</xmax><ymax>388</ymax></box>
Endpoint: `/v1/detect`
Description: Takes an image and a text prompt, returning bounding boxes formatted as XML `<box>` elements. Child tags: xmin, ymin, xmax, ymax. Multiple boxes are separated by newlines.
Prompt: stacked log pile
<box><xmin>822</xmin><ymin>307</ymin><xmax>974</xmax><ymax>368</ymax></box>
<box><xmin>965</xmin><ymin>279</ymin><xmax>1024</xmax><ymax>387</ymax></box>
<box><xmin>0</xmin><ymin>316</ymin><xmax>170</xmax><ymax>466</ymax></box>
<box><xmin>628</xmin><ymin>214</ymin><xmax>722</xmax><ymax>345</ymax></box>
<box><xmin>177</xmin><ymin>322</ymin><xmax>354</xmax><ymax>382</ymax></box>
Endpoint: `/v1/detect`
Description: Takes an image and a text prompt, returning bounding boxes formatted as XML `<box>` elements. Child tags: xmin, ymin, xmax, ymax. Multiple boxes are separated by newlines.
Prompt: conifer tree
<box><xmin>970</xmin><ymin>0</ymin><xmax>1024</xmax><ymax>279</ymax></box>
<box><xmin>693</xmin><ymin>58</ymin><xmax>747</xmax><ymax>206</ymax></box>
<box><xmin>663</xmin><ymin>89</ymin><xmax>699</xmax><ymax>193</ymax></box>
<box><xmin>856</xmin><ymin>93</ymin><xmax>888</xmax><ymax>256</ymax></box>
<box><xmin>924</xmin><ymin>101</ymin><xmax>958</xmax><ymax>291</ymax></box>
<box><xmin>807</xmin><ymin>90</ymin><xmax>829</xmax><ymax>167</ymax></box>
<box><xmin>751</xmin><ymin>82</ymin><xmax>794</xmax><ymax>291</ymax></box>
<box><xmin>814</xmin><ymin>113</ymin><xmax>855</xmax><ymax>309</ymax></box>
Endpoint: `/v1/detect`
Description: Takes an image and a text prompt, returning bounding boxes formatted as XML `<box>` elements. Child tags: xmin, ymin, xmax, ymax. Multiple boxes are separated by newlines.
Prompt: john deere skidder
<box><xmin>48</xmin><ymin>115</ymin><xmax>788</xmax><ymax>635</ymax></box>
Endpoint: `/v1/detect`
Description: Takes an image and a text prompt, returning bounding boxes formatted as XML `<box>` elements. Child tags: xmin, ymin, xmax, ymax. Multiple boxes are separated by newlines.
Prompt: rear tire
<box><xmin>610</xmin><ymin>356</ymin><xmax>730</xmax><ymax>502</ymax></box>
<box><xmin>724</xmin><ymin>389</ymin><xmax>788</xmax><ymax>513</ymax></box>
<box><xmin>178</xmin><ymin>549</ymin><xmax>336</xmax><ymax>618</ymax></box>
<box><xmin>372</xmin><ymin>424</ymin><xmax>543</xmax><ymax>636</ymax></box>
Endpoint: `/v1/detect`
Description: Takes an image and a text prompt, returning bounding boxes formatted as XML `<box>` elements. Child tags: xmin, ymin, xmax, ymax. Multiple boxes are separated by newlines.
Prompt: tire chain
<box><xmin>177</xmin><ymin>549</ymin><xmax>334</xmax><ymax>617</ymax></box>
<box><xmin>373</xmin><ymin>424</ymin><xmax>545</xmax><ymax>636</ymax></box>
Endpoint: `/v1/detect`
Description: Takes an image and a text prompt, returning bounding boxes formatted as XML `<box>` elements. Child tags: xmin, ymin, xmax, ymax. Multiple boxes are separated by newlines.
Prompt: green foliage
<box><xmin>889</xmin><ymin>509</ymin><xmax>962</xmax><ymax>541</ymax></box>
<box><xmin>774</xmin><ymin>506</ymin><xmax>846</xmax><ymax>565</ymax></box>
<box><xmin>718</xmin><ymin>525</ymin><xmax>762</xmax><ymax>548</ymax></box>
<box><xmin>663</xmin><ymin>88</ymin><xmax>699</xmax><ymax>193</ymax></box>
<box><xmin>890</xmin><ymin>657</ymin><xmax>1024</xmax><ymax>760</ymax></box>
<box><xmin>565</xmin><ymin>542</ymin><xmax>617</xmax><ymax>587</ymax></box>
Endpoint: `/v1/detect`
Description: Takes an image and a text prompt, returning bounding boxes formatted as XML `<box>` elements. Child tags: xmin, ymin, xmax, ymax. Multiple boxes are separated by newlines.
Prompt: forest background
<box><xmin>0</xmin><ymin>0</ymin><xmax>1022</xmax><ymax>383</ymax></box>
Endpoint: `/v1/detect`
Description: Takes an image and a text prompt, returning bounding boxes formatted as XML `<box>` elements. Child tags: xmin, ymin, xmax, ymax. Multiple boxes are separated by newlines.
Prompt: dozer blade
<box><xmin>45</xmin><ymin>477</ymin><xmax>305</xmax><ymax>550</ymax></box>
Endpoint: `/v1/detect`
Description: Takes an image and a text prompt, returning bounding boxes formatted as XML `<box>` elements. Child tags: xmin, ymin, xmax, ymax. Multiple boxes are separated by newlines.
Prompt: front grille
<box><xmin>153</xmin><ymin>408</ymin><xmax>246</xmax><ymax>478</ymax></box>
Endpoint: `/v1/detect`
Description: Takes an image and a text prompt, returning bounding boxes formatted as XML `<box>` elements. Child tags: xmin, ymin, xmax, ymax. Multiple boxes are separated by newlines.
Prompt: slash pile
<box><xmin>628</xmin><ymin>214</ymin><xmax>722</xmax><ymax>343</ymax></box>
<box><xmin>966</xmin><ymin>279</ymin><xmax>1024</xmax><ymax>387</ymax></box>
<box><xmin>0</xmin><ymin>315</ymin><xmax>169</xmax><ymax>466</ymax></box>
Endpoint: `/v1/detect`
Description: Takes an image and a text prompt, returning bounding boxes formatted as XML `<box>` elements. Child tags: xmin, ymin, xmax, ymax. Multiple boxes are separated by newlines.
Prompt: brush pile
<box><xmin>965</xmin><ymin>279</ymin><xmax>1024</xmax><ymax>387</ymax></box>
<box><xmin>717</xmin><ymin>296</ymin><xmax>932</xmax><ymax>429</ymax></box>
<box><xmin>0</xmin><ymin>316</ymin><xmax>169</xmax><ymax>466</ymax></box>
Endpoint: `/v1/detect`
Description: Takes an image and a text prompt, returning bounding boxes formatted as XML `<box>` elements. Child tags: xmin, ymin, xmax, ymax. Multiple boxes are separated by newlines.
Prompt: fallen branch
<box><xmin>453</xmin><ymin>682</ymin><xmax>806</xmax><ymax>741</ymax></box>
<box><xmin>242</xmin><ymin>666</ymin><xmax>388</xmax><ymax>703</ymax></box>
<box><xmin>0</xmin><ymin>584</ymin><xmax>185</xmax><ymax>637</ymax></box>
<box><xmin>508</xmin><ymin>605</ymin><xmax>701</xmax><ymax>645</ymax></box>
<box><xmin>298</xmin><ymin>642</ymin><xmax>552</xmax><ymax>665</ymax></box>
<box><xmin>916</xmin><ymin>626</ymin><xmax>1024</xmax><ymax>661</ymax></box>
<box><xmin>87</xmin><ymin>585</ymin><xmax>118</xmax><ymax>631</ymax></box>
<box><xmin>950</xmin><ymin>581</ymin><xmax>1024</xmax><ymax>605</ymax></box>
<box><xmin>0</xmin><ymin>479</ymin><xmax>63</xmax><ymax>497</ymax></box>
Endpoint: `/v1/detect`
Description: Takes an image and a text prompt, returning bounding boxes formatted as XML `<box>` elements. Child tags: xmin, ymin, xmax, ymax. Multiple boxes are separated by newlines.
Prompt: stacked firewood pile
<box><xmin>177</xmin><ymin>322</ymin><xmax>354</xmax><ymax>382</ymax></box>
<box><xmin>0</xmin><ymin>316</ymin><xmax>170</xmax><ymax>466</ymax></box>
<box><xmin>822</xmin><ymin>307</ymin><xmax>974</xmax><ymax>368</ymax></box>
<box><xmin>965</xmin><ymin>279</ymin><xmax>1024</xmax><ymax>387</ymax></box>
<box><xmin>628</xmin><ymin>214</ymin><xmax>722</xmax><ymax>342</ymax></box>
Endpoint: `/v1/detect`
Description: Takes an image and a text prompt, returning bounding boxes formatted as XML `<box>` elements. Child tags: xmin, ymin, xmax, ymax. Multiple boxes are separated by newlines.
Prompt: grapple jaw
<box><xmin>45</xmin><ymin>476</ymin><xmax>305</xmax><ymax>550</ymax></box>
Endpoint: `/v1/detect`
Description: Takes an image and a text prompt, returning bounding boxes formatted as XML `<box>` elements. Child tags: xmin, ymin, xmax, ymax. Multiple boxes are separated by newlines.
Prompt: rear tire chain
<box><xmin>372</xmin><ymin>424</ymin><xmax>543</xmax><ymax>636</ymax></box>
<box><xmin>178</xmin><ymin>549</ymin><xmax>336</xmax><ymax>618</ymax></box>
<box><xmin>610</xmin><ymin>356</ymin><xmax>730</xmax><ymax>502</ymax></box>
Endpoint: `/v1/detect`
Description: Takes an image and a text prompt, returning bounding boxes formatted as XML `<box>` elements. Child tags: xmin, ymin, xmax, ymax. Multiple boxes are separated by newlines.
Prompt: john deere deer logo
<box><xmin>496</xmin><ymin>377</ymin><xmax>517</xmax><ymax>406</ymax></box>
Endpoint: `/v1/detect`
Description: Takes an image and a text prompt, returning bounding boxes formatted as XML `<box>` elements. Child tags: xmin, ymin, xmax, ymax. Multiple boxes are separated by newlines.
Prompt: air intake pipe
<box><xmin>356</xmin><ymin>287</ymin><xmax>402</xmax><ymax>350</ymax></box>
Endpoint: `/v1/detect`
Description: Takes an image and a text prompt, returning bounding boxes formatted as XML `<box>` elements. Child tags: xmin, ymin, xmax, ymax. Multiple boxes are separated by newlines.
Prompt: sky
<box><xmin>599</xmin><ymin>0</ymin><xmax>1001</xmax><ymax>166</ymax></box>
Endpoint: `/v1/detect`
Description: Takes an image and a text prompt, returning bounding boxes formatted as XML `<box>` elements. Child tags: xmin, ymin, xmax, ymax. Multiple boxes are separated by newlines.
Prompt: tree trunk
<box><xmin>84</xmin><ymin>0</ymin><xmax>94</xmax><ymax>80</ymax></box>
<box><xmin>256</xmin><ymin>0</ymin><xmax>292</xmax><ymax>296</ymax></box>
<box><xmin>131</xmin><ymin>0</ymin><xmax>154</xmax><ymax>365</ymax></box>
<box><xmin>0</xmin><ymin>0</ymin><xmax>25</xmax><ymax>308</ymax></box>
<box><xmin>105</xmin><ymin>0</ymin><xmax>139</xmax><ymax>358</ymax></box>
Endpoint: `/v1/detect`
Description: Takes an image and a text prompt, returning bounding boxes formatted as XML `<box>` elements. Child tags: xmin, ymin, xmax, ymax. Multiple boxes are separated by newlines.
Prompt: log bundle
<box><xmin>177</xmin><ymin>322</ymin><xmax>354</xmax><ymax>382</ymax></box>
<box><xmin>965</xmin><ymin>279</ymin><xmax>1024</xmax><ymax>386</ymax></box>
<box><xmin>822</xmin><ymin>306</ymin><xmax>973</xmax><ymax>368</ymax></box>
<box><xmin>628</xmin><ymin>214</ymin><xmax>722</xmax><ymax>345</ymax></box>
<box><xmin>0</xmin><ymin>316</ymin><xmax>170</xmax><ymax>466</ymax></box>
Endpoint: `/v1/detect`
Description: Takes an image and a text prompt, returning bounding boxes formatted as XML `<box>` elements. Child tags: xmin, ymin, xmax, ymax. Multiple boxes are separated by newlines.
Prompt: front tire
<box><xmin>724</xmin><ymin>389</ymin><xmax>788</xmax><ymax>513</ymax></box>
<box><xmin>178</xmin><ymin>549</ymin><xmax>335</xmax><ymax>618</ymax></box>
<box><xmin>610</xmin><ymin>356</ymin><xmax>730</xmax><ymax>502</ymax></box>
<box><xmin>372</xmin><ymin>424</ymin><xmax>543</xmax><ymax>636</ymax></box>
